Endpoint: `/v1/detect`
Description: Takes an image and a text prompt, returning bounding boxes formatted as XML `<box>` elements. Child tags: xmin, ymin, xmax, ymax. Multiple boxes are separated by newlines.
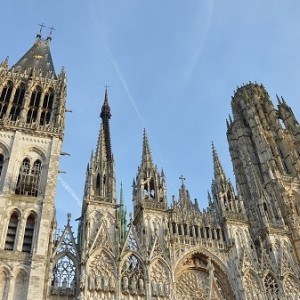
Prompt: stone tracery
<box><xmin>121</xmin><ymin>254</ymin><xmax>145</xmax><ymax>298</ymax></box>
<box><xmin>87</xmin><ymin>251</ymin><xmax>116</xmax><ymax>298</ymax></box>
<box><xmin>150</xmin><ymin>259</ymin><xmax>170</xmax><ymax>298</ymax></box>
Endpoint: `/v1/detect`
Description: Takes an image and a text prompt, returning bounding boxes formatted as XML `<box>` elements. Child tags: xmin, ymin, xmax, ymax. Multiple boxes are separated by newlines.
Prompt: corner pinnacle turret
<box><xmin>141</xmin><ymin>129</ymin><xmax>153</xmax><ymax>167</ymax></box>
<box><xmin>212</xmin><ymin>142</ymin><xmax>226</xmax><ymax>187</ymax></box>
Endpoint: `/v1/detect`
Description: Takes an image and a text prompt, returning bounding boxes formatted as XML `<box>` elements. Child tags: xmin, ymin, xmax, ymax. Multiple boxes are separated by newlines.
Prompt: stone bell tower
<box><xmin>0</xmin><ymin>30</ymin><xmax>66</xmax><ymax>299</ymax></box>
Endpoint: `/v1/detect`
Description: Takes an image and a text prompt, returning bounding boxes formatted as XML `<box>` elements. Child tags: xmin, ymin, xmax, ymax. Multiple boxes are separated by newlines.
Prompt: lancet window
<box><xmin>0</xmin><ymin>269</ymin><xmax>9</xmax><ymax>300</ymax></box>
<box><xmin>22</xmin><ymin>213</ymin><xmax>35</xmax><ymax>253</ymax></box>
<box><xmin>5</xmin><ymin>211</ymin><xmax>19</xmax><ymax>251</ymax></box>
<box><xmin>26</xmin><ymin>86</ymin><xmax>41</xmax><ymax>123</ymax></box>
<box><xmin>0</xmin><ymin>154</ymin><xmax>4</xmax><ymax>178</ymax></box>
<box><xmin>0</xmin><ymin>81</ymin><xmax>13</xmax><ymax>118</ymax></box>
<box><xmin>12</xmin><ymin>271</ymin><xmax>26</xmax><ymax>300</ymax></box>
<box><xmin>10</xmin><ymin>83</ymin><xmax>25</xmax><ymax>121</ymax></box>
<box><xmin>51</xmin><ymin>255</ymin><xmax>76</xmax><ymax>296</ymax></box>
<box><xmin>144</xmin><ymin>178</ymin><xmax>155</xmax><ymax>199</ymax></box>
<box><xmin>15</xmin><ymin>158</ymin><xmax>41</xmax><ymax>197</ymax></box>
<box><xmin>40</xmin><ymin>89</ymin><xmax>54</xmax><ymax>125</ymax></box>
<box><xmin>96</xmin><ymin>173</ymin><xmax>101</xmax><ymax>195</ymax></box>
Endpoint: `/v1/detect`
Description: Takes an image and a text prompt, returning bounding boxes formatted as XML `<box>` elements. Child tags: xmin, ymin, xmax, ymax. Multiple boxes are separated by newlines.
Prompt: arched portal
<box><xmin>175</xmin><ymin>252</ymin><xmax>234</xmax><ymax>300</ymax></box>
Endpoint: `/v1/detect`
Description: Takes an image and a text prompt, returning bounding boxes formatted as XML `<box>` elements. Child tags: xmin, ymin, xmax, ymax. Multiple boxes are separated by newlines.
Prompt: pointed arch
<box><xmin>27</xmin><ymin>85</ymin><xmax>42</xmax><ymax>123</ymax></box>
<box><xmin>0</xmin><ymin>81</ymin><xmax>13</xmax><ymax>118</ymax></box>
<box><xmin>95</xmin><ymin>173</ymin><xmax>100</xmax><ymax>196</ymax></box>
<box><xmin>87</xmin><ymin>249</ymin><xmax>116</xmax><ymax>294</ymax></box>
<box><xmin>0</xmin><ymin>267</ymin><xmax>10</xmax><ymax>300</ymax></box>
<box><xmin>40</xmin><ymin>88</ymin><xmax>54</xmax><ymax>125</ymax></box>
<box><xmin>15</xmin><ymin>158</ymin><xmax>41</xmax><ymax>197</ymax></box>
<box><xmin>0</xmin><ymin>142</ymin><xmax>9</xmax><ymax>183</ymax></box>
<box><xmin>50</xmin><ymin>254</ymin><xmax>77</xmax><ymax>296</ymax></box>
<box><xmin>243</xmin><ymin>269</ymin><xmax>262</xmax><ymax>300</ymax></box>
<box><xmin>174</xmin><ymin>250</ymin><xmax>235</xmax><ymax>300</ymax></box>
<box><xmin>149</xmin><ymin>258</ymin><xmax>171</xmax><ymax>298</ymax></box>
<box><xmin>143</xmin><ymin>175</ymin><xmax>156</xmax><ymax>200</ymax></box>
<box><xmin>0</xmin><ymin>154</ymin><xmax>4</xmax><ymax>179</ymax></box>
<box><xmin>22</xmin><ymin>212</ymin><xmax>36</xmax><ymax>253</ymax></box>
<box><xmin>10</xmin><ymin>83</ymin><xmax>25</xmax><ymax>121</ymax></box>
<box><xmin>12</xmin><ymin>270</ymin><xmax>27</xmax><ymax>300</ymax></box>
<box><xmin>120</xmin><ymin>252</ymin><xmax>146</xmax><ymax>297</ymax></box>
<box><xmin>5</xmin><ymin>211</ymin><xmax>20</xmax><ymax>251</ymax></box>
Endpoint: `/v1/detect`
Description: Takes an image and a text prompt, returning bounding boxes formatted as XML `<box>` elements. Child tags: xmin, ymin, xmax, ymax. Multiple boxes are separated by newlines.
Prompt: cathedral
<box><xmin>0</xmin><ymin>32</ymin><xmax>300</xmax><ymax>300</ymax></box>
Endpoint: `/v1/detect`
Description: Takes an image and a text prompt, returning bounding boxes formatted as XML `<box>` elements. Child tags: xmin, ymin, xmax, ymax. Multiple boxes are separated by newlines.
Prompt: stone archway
<box><xmin>175</xmin><ymin>252</ymin><xmax>234</xmax><ymax>300</ymax></box>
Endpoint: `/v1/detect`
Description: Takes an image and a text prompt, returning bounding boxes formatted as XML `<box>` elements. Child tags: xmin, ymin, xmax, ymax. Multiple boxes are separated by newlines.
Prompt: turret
<box><xmin>133</xmin><ymin>129</ymin><xmax>167</xmax><ymax>220</ymax></box>
<box><xmin>278</xmin><ymin>95</ymin><xmax>300</xmax><ymax>144</ymax></box>
<box><xmin>211</xmin><ymin>143</ymin><xmax>245</xmax><ymax>222</ymax></box>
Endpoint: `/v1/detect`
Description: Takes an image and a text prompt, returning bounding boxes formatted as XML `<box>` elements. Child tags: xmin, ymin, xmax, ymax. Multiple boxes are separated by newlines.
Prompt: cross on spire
<box><xmin>179</xmin><ymin>175</ymin><xmax>186</xmax><ymax>186</ymax></box>
<box><xmin>38</xmin><ymin>23</ymin><xmax>46</xmax><ymax>34</ymax></box>
<box><xmin>49</xmin><ymin>26</ymin><xmax>56</xmax><ymax>36</ymax></box>
<box><xmin>104</xmin><ymin>84</ymin><xmax>109</xmax><ymax>90</ymax></box>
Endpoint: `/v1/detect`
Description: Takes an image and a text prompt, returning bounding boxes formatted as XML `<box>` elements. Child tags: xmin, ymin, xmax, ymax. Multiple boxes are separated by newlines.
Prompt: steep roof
<box><xmin>12</xmin><ymin>35</ymin><xmax>56</xmax><ymax>78</ymax></box>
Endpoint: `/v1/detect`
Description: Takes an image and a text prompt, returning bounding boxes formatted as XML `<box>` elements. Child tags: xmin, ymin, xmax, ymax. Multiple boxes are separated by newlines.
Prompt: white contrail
<box><xmin>87</xmin><ymin>1</ymin><xmax>146</xmax><ymax>128</ymax></box>
<box><xmin>184</xmin><ymin>0</ymin><xmax>215</xmax><ymax>82</ymax></box>
<box><xmin>58</xmin><ymin>175</ymin><xmax>81</xmax><ymax>207</ymax></box>
<box><xmin>85</xmin><ymin>0</ymin><xmax>179</xmax><ymax>193</ymax></box>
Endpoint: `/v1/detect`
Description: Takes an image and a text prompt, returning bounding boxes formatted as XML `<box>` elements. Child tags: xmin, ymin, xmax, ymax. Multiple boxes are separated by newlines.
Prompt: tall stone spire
<box><xmin>100</xmin><ymin>88</ymin><xmax>112</xmax><ymax>161</ymax></box>
<box><xmin>87</xmin><ymin>89</ymin><xmax>116</xmax><ymax>203</ymax></box>
<box><xmin>133</xmin><ymin>129</ymin><xmax>167</xmax><ymax>221</ymax></box>
<box><xmin>141</xmin><ymin>128</ymin><xmax>153</xmax><ymax>167</ymax></box>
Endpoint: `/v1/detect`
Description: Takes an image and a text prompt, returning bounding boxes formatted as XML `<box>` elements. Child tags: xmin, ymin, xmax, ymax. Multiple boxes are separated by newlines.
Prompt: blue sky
<box><xmin>1</xmin><ymin>1</ymin><xmax>300</xmax><ymax>228</ymax></box>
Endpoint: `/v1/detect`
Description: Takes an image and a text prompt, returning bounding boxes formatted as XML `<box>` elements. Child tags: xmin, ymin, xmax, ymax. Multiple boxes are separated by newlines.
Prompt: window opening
<box><xmin>0</xmin><ymin>154</ymin><xmax>3</xmax><ymax>178</ymax></box>
<box><xmin>0</xmin><ymin>82</ymin><xmax>13</xmax><ymax>118</ymax></box>
<box><xmin>15</xmin><ymin>159</ymin><xmax>41</xmax><ymax>197</ymax></box>
<box><xmin>27</xmin><ymin>87</ymin><xmax>41</xmax><ymax>123</ymax></box>
<box><xmin>51</xmin><ymin>256</ymin><xmax>76</xmax><ymax>296</ymax></box>
<box><xmin>5</xmin><ymin>212</ymin><xmax>19</xmax><ymax>250</ymax></box>
<box><xmin>22</xmin><ymin>214</ymin><xmax>35</xmax><ymax>253</ymax></box>
<box><xmin>40</xmin><ymin>90</ymin><xmax>53</xmax><ymax>125</ymax></box>
<box><xmin>10</xmin><ymin>84</ymin><xmax>25</xmax><ymax>121</ymax></box>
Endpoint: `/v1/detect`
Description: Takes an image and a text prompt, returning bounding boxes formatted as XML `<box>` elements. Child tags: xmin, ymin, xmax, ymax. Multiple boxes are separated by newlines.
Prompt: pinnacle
<box><xmin>212</xmin><ymin>142</ymin><xmax>226</xmax><ymax>183</ymax></box>
<box><xmin>141</xmin><ymin>128</ymin><xmax>153</xmax><ymax>167</ymax></box>
<box><xmin>100</xmin><ymin>88</ymin><xmax>111</xmax><ymax>119</ymax></box>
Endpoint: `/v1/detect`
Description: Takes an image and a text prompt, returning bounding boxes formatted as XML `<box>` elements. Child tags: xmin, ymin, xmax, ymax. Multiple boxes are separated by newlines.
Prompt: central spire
<box><xmin>89</xmin><ymin>88</ymin><xmax>116</xmax><ymax>203</ymax></box>
<box><xmin>100</xmin><ymin>88</ymin><xmax>112</xmax><ymax>161</ymax></box>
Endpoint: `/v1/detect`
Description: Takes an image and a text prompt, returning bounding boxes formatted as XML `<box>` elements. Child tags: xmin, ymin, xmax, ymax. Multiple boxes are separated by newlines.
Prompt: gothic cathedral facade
<box><xmin>0</xmin><ymin>34</ymin><xmax>300</xmax><ymax>300</ymax></box>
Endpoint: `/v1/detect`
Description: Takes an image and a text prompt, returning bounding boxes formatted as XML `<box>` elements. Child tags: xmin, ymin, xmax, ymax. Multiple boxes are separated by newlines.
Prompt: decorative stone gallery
<box><xmin>0</xmin><ymin>32</ymin><xmax>300</xmax><ymax>299</ymax></box>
